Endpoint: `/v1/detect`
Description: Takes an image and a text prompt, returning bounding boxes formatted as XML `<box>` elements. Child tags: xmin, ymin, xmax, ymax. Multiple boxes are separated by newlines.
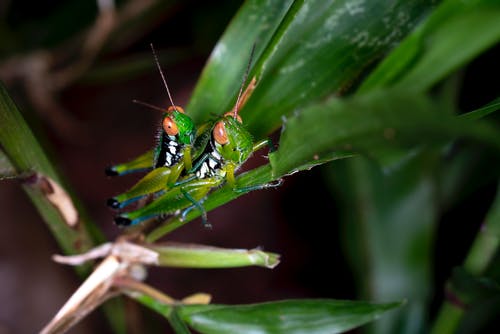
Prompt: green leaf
<box><xmin>147</xmin><ymin>89</ymin><xmax>500</xmax><ymax>241</ymax></box>
<box><xmin>460</xmin><ymin>97</ymin><xmax>500</xmax><ymax>121</ymax></box>
<box><xmin>178</xmin><ymin>299</ymin><xmax>403</xmax><ymax>334</ymax></box>
<box><xmin>168</xmin><ymin>308</ymin><xmax>192</xmax><ymax>334</ymax></box>
<box><xmin>269</xmin><ymin>90</ymin><xmax>500</xmax><ymax>177</ymax></box>
<box><xmin>131</xmin><ymin>292</ymin><xmax>172</xmax><ymax>316</ymax></box>
<box><xmin>148</xmin><ymin>0</ymin><xmax>500</xmax><ymax>245</ymax></box>
<box><xmin>0</xmin><ymin>82</ymin><xmax>58</xmax><ymax>176</ymax></box>
<box><xmin>187</xmin><ymin>0</ymin><xmax>436</xmax><ymax>138</ymax></box>
<box><xmin>359</xmin><ymin>0</ymin><xmax>500</xmax><ymax>92</ymax></box>
<box><xmin>186</xmin><ymin>0</ymin><xmax>295</xmax><ymax>124</ymax></box>
<box><xmin>327</xmin><ymin>153</ymin><xmax>439</xmax><ymax>334</ymax></box>
<box><xmin>243</xmin><ymin>0</ymin><xmax>434</xmax><ymax>138</ymax></box>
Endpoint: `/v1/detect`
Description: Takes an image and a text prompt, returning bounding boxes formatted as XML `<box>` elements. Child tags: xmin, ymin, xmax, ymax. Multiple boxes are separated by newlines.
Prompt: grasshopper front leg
<box><xmin>231</xmin><ymin>138</ymin><xmax>282</xmax><ymax>193</ymax></box>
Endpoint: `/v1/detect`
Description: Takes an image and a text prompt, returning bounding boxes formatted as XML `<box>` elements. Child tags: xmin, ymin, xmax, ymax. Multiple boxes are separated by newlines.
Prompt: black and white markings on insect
<box><xmin>155</xmin><ymin>132</ymin><xmax>184</xmax><ymax>168</ymax></box>
<box><xmin>195</xmin><ymin>145</ymin><xmax>223</xmax><ymax>179</ymax></box>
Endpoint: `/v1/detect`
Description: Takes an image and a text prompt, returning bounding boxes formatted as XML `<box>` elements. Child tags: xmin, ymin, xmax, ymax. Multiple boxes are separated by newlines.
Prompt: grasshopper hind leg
<box><xmin>114</xmin><ymin>214</ymin><xmax>153</xmax><ymax>227</ymax></box>
<box><xmin>114</xmin><ymin>216</ymin><xmax>133</xmax><ymax>226</ymax></box>
<box><xmin>107</xmin><ymin>166</ymin><xmax>176</xmax><ymax>209</ymax></box>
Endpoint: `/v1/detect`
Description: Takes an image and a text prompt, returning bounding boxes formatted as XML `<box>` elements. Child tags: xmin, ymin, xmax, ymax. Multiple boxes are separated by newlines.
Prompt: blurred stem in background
<box><xmin>431</xmin><ymin>183</ymin><xmax>500</xmax><ymax>334</ymax></box>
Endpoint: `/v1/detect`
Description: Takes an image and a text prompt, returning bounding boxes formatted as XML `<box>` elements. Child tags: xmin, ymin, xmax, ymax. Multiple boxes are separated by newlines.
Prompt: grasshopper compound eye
<box><xmin>163</xmin><ymin>116</ymin><xmax>179</xmax><ymax>136</ymax></box>
<box><xmin>167</xmin><ymin>105</ymin><xmax>185</xmax><ymax>113</ymax></box>
<box><xmin>213</xmin><ymin>121</ymin><xmax>228</xmax><ymax>145</ymax></box>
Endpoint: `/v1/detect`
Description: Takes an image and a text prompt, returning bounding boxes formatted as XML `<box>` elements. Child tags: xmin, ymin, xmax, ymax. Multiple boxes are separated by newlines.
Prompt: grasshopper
<box><xmin>106</xmin><ymin>44</ymin><xmax>202</xmax><ymax>209</ymax></box>
<box><xmin>114</xmin><ymin>75</ymin><xmax>280</xmax><ymax>227</ymax></box>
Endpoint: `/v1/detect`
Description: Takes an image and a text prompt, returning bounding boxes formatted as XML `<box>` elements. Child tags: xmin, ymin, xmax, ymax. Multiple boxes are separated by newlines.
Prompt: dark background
<box><xmin>0</xmin><ymin>1</ymin><xmax>498</xmax><ymax>333</ymax></box>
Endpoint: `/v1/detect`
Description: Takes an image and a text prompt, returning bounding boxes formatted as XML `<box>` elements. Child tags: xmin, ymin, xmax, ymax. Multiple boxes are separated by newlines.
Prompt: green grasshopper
<box><xmin>114</xmin><ymin>75</ymin><xmax>281</xmax><ymax>227</ymax></box>
<box><xmin>106</xmin><ymin>44</ymin><xmax>201</xmax><ymax>209</ymax></box>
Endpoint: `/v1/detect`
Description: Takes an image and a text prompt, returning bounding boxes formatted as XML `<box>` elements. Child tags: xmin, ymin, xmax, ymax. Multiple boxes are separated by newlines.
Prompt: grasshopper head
<box><xmin>213</xmin><ymin>115</ymin><xmax>253</xmax><ymax>165</ymax></box>
<box><xmin>162</xmin><ymin>106</ymin><xmax>196</xmax><ymax>145</ymax></box>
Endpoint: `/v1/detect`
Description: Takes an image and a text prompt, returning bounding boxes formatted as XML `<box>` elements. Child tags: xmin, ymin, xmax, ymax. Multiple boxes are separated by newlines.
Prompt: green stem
<box><xmin>0</xmin><ymin>81</ymin><xmax>103</xmax><ymax>258</ymax></box>
<box><xmin>463</xmin><ymin>221</ymin><xmax>500</xmax><ymax>274</ymax></box>
<box><xmin>430</xmin><ymin>303</ymin><xmax>463</xmax><ymax>334</ymax></box>
<box><xmin>430</xmin><ymin>183</ymin><xmax>500</xmax><ymax>334</ymax></box>
<box><xmin>0</xmin><ymin>82</ymin><xmax>126</xmax><ymax>333</ymax></box>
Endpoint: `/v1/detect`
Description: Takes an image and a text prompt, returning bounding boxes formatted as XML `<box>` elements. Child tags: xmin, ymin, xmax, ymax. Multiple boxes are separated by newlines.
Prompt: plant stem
<box><xmin>430</xmin><ymin>183</ymin><xmax>500</xmax><ymax>334</ymax></box>
<box><xmin>463</xmin><ymin>220</ymin><xmax>500</xmax><ymax>274</ymax></box>
<box><xmin>431</xmin><ymin>303</ymin><xmax>462</xmax><ymax>334</ymax></box>
<box><xmin>0</xmin><ymin>82</ymin><xmax>104</xmax><ymax>258</ymax></box>
<box><xmin>0</xmin><ymin>82</ymin><xmax>126</xmax><ymax>333</ymax></box>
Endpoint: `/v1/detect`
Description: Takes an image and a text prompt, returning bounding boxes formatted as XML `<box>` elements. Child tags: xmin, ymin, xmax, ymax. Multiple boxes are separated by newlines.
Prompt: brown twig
<box><xmin>0</xmin><ymin>0</ymin><xmax>160</xmax><ymax>141</ymax></box>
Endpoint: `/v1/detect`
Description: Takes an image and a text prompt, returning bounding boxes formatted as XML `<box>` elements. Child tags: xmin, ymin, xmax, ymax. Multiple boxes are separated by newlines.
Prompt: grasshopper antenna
<box><xmin>233</xmin><ymin>43</ymin><xmax>256</xmax><ymax>118</ymax></box>
<box><xmin>150</xmin><ymin>43</ymin><xmax>179</xmax><ymax>112</ymax></box>
<box><xmin>132</xmin><ymin>99</ymin><xmax>165</xmax><ymax>112</ymax></box>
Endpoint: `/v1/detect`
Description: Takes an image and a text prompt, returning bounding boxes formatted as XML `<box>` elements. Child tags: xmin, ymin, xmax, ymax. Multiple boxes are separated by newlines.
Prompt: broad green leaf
<box><xmin>358</xmin><ymin>0</ymin><xmax>500</xmax><ymax>92</ymax></box>
<box><xmin>327</xmin><ymin>153</ymin><xmax>440</xmax><ymax>334</ymax></box>
<box><xmin>269</xmin><ymin>90</ymin><xmax>500</xmax><ymax>177</ymax></box>
<box><xmin>186</xmin><ymin>0</ymin><xmax>295</xmax><ymax>123</ymax></box>
<box><xmin>178</xmin><ymin>299</ymin><xmax>403</xmax><ymax>334</ymax></box>
<box><xmin>243</xmin><ymin>0</ymin><xmax>435</xmax><ymax>138</ymax></box>
<box><xmin>187</xmin><ymin>0</ymin><xmax>436</xmax><ymax>138</ymax></box>
<box><xmin>319</xmin><ymin>94</ymin><xmax>499</xmax><ymax>334</ymax></box>
<box><xmin>149</xmin><ymin>0</ymin><xmax>500</xmax><ymax>241</ymax></box>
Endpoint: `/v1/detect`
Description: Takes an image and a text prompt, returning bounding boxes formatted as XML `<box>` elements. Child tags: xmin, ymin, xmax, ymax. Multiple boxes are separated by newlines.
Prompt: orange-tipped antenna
<box><xmin>233</xmin><ymin>43</ymin><xmax>256</xmax><ymax>118</ymax></box>
<box><xmin>150</xmin><ymin>43</ymin><xmax>179</xmax><ymax>112</ymax></box>
<box><xmin>132</xmin><ymin>99</ymin><xmax>166</xmax><ymax>113</ymax></box>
